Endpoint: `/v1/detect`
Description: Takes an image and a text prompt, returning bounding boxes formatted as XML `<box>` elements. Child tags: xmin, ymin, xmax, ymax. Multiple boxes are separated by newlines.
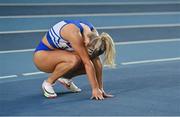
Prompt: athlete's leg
<box><xmin>63</xmin><ymin>57</ymin><xmax>102</xmax><ymax>79</ymax></box>
<box><xmin>63</xmin><ymin>63</ymin><xmax>86</xmax><ymax>79</ymax></box>
<box><xmin>34</xmin><ymin>50</ymin><xmax>81</xmax><ymax>84</ymax></box>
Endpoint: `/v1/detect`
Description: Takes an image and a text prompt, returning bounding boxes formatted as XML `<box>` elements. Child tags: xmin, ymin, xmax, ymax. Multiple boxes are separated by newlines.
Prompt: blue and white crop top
<box><xmin>46</xmin><ymin>20</ymin><xmax>94</xmax><ymax>51</ymax></box>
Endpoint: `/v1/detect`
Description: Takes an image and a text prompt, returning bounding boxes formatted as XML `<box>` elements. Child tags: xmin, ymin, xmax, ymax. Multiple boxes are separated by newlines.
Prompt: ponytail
<box><xmin>100</xmin><ymin>32</ymin><xmax>116</xmax><ymax>68</ymax></box>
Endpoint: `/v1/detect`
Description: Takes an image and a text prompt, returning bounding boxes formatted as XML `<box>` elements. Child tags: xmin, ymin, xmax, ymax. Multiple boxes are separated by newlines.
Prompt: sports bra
<box><xmin>46</xmin><ymin>20</ymin><xmax>94</xmax><ymax>51</ymax></box>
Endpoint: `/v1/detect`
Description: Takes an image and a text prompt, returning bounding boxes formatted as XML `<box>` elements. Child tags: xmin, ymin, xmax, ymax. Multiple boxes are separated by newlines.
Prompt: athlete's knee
<box><xmin>69</xmin><ymin>54</ymin><xmax>81</xmax><ymax>68</ymax></box>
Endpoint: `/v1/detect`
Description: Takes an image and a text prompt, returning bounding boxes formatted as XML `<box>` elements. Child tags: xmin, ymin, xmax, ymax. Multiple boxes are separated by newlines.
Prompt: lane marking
<box><xmin>1</xmin><ymin>38</ymin><xmax>180</xmax><ymax>54</ymax></box>
<box><xmin>121</xmin><ymin>57</ymin><xmax>180</xmax><ymax>65</ymax></box>
<box><xmin>0</xmin><ymin>75</ymin><xmax>18</xmax><ymax>79</ymax></box>
<box><xmin>0</xmin><ymin>23</ymin><xmax>180</xmax><ymax>35</ymax></box>
<box><xmin>97</xmin><ymin>24</ymin><xmax>180</xmax><ymax>30</ymax></box>
<box><xmin>1</xmin><ymin>56</ymin><xmax>180</xmax><ymax>80</ymax></box>
<box><xmin>0</xmin><ymin>29</ymin><xmax>47</xmax><ymax>34</ymax></box>
<box><xmin>0</xmin><ymin>49</ymin><xmax>34</xmax><ymax>54</ymax></box>
<box><xmin>22</xmin><ymin>71</ymin><xmax>45</xmax><ymax>76</ymax></box>
<box><xmin>0</xmin><ymin>1</ymin><xmax>180</xmax><ymax>6</ymax></box>
<box><xmin>115</xmin><ymin>38</ymin><xmax>180</xmax><ymax>45</ymax></box>
<box><xmin>1</xmin><ymin>12</ymin><xmax>180</xmax><ymax>19</ymax></box>
<box><xmin>1</xmin><ymin>38</ymin><xmax>180</xmax><ymax>79</ymax></box>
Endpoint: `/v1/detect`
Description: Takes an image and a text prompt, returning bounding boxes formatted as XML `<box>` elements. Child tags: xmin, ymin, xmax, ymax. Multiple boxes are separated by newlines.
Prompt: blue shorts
<box><xmin>34</xmin><ymin>41</ymin><xmax>51</xmax><ymax>52</ymax></box>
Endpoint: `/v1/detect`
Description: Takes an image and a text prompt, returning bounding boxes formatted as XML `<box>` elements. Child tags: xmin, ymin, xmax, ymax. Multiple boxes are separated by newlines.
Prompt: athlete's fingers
<box><xmin>98</xmin><ymin>95</ymin><xmax>104</xmax><ymax>100</ymax></box>
<box><xmin>91</xmin><ymin>96</ymin><xmax>95</xmax><ymax>100</ymax></box>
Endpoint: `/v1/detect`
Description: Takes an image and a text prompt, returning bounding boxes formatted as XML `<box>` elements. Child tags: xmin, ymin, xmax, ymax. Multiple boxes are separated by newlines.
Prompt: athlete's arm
<box><xmin>92</xmin><ymin>57</ymin><xmax>103</xmax><ymax>89</ymax></box>
<box><xmin>61</xmin><ymin>24</ymin><xmax>104</xmax><ymax>100</ymax></box>
<box><xmin>92</xmin><ymin>57</ymin><xmax>114</xmax><ymax>98</ymax></box>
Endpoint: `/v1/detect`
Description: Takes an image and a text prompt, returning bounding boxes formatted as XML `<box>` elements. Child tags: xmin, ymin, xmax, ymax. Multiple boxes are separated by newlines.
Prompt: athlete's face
<box><xmin>87</xmin><ymin>38</ymin><xmax>106</xmax><ymax>59</ymax></box>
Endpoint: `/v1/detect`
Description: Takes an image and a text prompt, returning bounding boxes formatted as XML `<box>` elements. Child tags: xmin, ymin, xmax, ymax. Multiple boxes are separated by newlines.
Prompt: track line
<box><xmin>0</xmin><ymin>1</ymin><xmax>180</xmax><ymax>6</ymax></box>
<box><xmin>0</xmin><ymin>49</ymin><xmax>34</xmax><ymax>54</ymax></box>
<box><xmin>1</xmin><ymin>56</ymin><xmax>180</xmax><ymax>80</ymax></box>
<box><xmin>1</xmin><ymin>38</ymin><xmax>180</xmax><ymax>54</ymax></box>
<box><xmin>0</xmin><ymin>23</ymin><xmax>180</xmax><ymax>35</ymax></box>
<box><xmin>0</xmin><ymin>75</ymin><xmax>18</xmax><ymax>79</ymax></box>
<box><xmin>0</xmin><ymin>29</ymin><xmax>46</xmax><ymax>34</ymax></box>
<box><xmin>121</xmin><ymin>57</ymin><xmax>180</xmax><ymax>65</ymax></box>
<box><xmin>115</xmin><ymin>38</ymin><xmax>180</xmax><ymax>45</ymax></box>
<box><xmin>1</xmin><ymin>12</ymin><xmax>180</xmax><ymax>19</ymax></box>
<box><xmin>97</xmin><ymin>24</ymin><xmax>180</xmax><ymax>29</ymax></box>
<box><xmin>22</xmin><ymin>71</ymin><xmax>44</xmax><ymax>76</ymax></box>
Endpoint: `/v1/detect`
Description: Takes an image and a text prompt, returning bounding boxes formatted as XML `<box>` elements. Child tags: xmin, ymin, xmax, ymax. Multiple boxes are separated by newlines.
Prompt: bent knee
<box><xmin>68</xmin><ymin>54</ymin><xmax>82</xmax><ymax>68</ymax></box>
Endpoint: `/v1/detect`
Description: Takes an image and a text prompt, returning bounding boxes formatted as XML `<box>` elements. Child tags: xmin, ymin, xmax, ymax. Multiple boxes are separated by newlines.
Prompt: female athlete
<box><xmin>33</xmin><ymin>20</ymin><xmax>116</xmax><ymax>100</ymax></box>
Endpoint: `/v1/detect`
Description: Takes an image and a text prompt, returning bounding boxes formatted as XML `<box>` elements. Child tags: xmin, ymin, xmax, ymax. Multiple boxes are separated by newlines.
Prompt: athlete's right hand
<box><xmin>91</xmin><ymin>88</ymin><xmax>104</xmax><ymax>100</ymax></box>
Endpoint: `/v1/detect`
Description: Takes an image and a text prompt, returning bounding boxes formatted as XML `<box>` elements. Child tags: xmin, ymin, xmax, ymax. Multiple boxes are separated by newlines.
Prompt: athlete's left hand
<box><xmin>101</xmin><ymin>89</ymin><xmax>114</xmax><ymax>98</ymax></box>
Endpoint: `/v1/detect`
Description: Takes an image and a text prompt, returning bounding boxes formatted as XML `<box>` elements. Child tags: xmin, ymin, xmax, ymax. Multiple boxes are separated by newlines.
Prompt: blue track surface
<box><xmin>1</xmin><ymin>4</ymin><xmax>180</xmax><ymax>16</ymax></box>
<box><xmin>1</xmin><ymin>27</ymin><xmax>180</xmax><ymax>51</ymax></box>
<box><xmin>1</xmin><ymin>60</ymin><xmax>180</xmax><ymax>116</ymax></box>
<box><xmin>0</xmin><ymin>0</ymin><xmax>180</xmax><ymax>3</ymax></box>
<box><xmin>1</xmin><ymin>41</ymin><xmax>180</xmax><ymax>76</ymax></box>
<box><xmin>1</xmin><ymin>13</ymin><xmax>180</xmax><ymax>31</ymax></box>
<box><xmin>0</xmin><ymin>0</ymin><xmax>180</xmax><ymax>116</ymax></box>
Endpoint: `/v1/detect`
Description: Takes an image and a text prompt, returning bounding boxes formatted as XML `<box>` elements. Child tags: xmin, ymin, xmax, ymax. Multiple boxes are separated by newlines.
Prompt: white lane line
<box><xmin>97</xmin><ymin>24</ymin><xmax>180</xmax><ymax>30</ymax></box>
<box><xmin>22</xmin><ymin>71</ymin><xmax>45</xmax><ymax>76</ymax></box>
<box><xmin>121</xmin><ymin>57</ymin><xmax>180</xmax><ymax>65</ymax></box>
<box><xmin>1</xmin><ymin>38</ymin><xmax>180</xmax><ymax>79</ymax></box>
<box><xmin>0</xmin><ymin>49</ymin><xmax>34</xmax><ymax>54</ymax></box>
<box><xmin>1</xmin><ymin>12</ymin><xmax>180</xmax><ymax>19</ymax></box>
<box><xmin>1</xmin><ymin>23</ymin><xmax>180</xmax><ymax>35</ymax></box>
<box><xmin>1</xmin><ymin>56</ymin><xmax>180</xmax><ymax>80</ymax></box>
<box><xmin>0</xmin><ymin>72</ymin><xmax>45</xmax><ymax>80</ymax></box>
<box><xmin>1</xmin><ymin>38</ymin><xmax>180</xmax><ymax>54</ymax></box>
<box><xmin>0</xmin><ymin>75</ymin><xmax>18</xmax><ymax>79</ymax></box>
<box><xmin>0</xmin><ymin>1</ymin><xmax>180</xmax><ymax>6</ymax></box>
<box><xmin>116</xmin><ymin>38</ymin><xmax>180</xmax><ymax>45</ymax></box>
<box><xmin>0</xmin><ymin>29</ymin><xmax>47</xmax><ymax>34</ymax></box>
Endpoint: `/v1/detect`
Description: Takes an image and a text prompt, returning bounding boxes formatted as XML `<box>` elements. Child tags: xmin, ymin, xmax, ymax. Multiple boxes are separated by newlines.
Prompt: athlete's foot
<box><xmin>58</xmin><ymin>78</ymin><xmax>82</xmax><ymax>92</ymax></box>
<box><xmin>42</xmin><ymin>80</ymin><xmax>57</xmax><ymax>98</ymax></box>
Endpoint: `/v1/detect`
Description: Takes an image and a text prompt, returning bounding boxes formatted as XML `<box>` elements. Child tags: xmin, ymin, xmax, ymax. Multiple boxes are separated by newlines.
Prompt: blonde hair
<box><xmin>88</xmin><ymin>31</ymin><xmax>116</xmax><ymax>68</ymax></box>
<box><xmin>100</xmin><ymin>32</ymin><xmax>116</xmax><ymax>67</ymax></box>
